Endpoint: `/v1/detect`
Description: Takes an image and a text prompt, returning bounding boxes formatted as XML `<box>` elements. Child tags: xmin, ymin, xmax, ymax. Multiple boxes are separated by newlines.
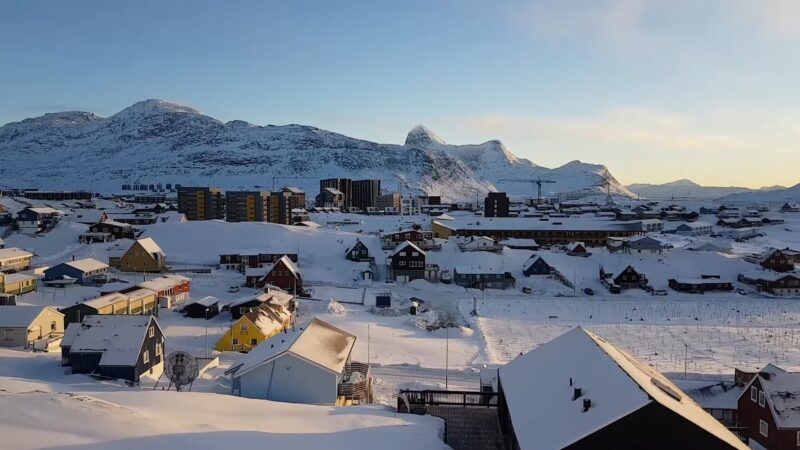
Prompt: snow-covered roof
<box><xmin>676</xmin><ymin>221</ymin><xmax>712</xmax><ymax>229</ymax></box>
<box><xmin>82</xmin><ymin>292</ymin><xmax>131</xmax><ymax>309</ymax></box>
<box><xmin>138</xmin><ymin>274</ymin><xmax>190</xmax><ymax>292</ymax></box>
<box><xmin>96</xmin><ymin>219</ymin><xmax>132</xmax><ymax>228</ymax></box>
<box><xmin>740</xmin><ymin>269</ymin><xmax>800</xmax><ymax>282</ymax></box>
<box><xmin>566</xmin><ymin>241</ymin><xmax>586</xmax><ymax>251</ymax></box>
<box><xmin>674</xmin><ymin>380</ymin><xmax>744</xmax><ymax>410</ymax></box>
<box><xmin>499</xmin><ymin>238</ymin><xmax>539</xmax><ymax>247</ymax></box>
<box><xmin>0</xmin><ymin>247</ymin><xmax>33</xmax><ymax>261</ymax></box>
<box><xmin>25</xmin><ymin>207</ymin><xmax>61</xmax><ymax>215</ymax></box>
<box><xmin>0</xmin><ymin>306</ymin><xmax>58</xmax><ymax>327</ymax></box>
<box><xmin>454</xmin><ymin>265</ymin><xmax>507</xmax><ymax>275</ymax></box>
<box><xmin>231</xmin><ymin>318</ymin><xmax>355</xmax><ymax>377</ymax></box>
<box><xmin>389</xmin><ymin>241</ymin><xmax>425</xmax><ymax>257</ymax></box>
<box><xmin>271</xmin><ymin>255</ymin><xmax>300</xmax><ymax>278</ymax></box>
<box><xmin>672</xmin><ymin>277</ymin><xmax>732</xmax><ymax>285</ymax></box>
<box><xmin>322</xmin><ymin>187</ymin><xmax>343</xmax><ymax>196</ymax></box>
<box><xmin>244</xmin><ymin>303</ymin><xmax>291</xmax><ymax>336</ymax></box>
<box><xmin>125</xmin><ymin>288</ymin><xmax>156</xmax><ymax>301</ymax></box>
<box><xmin>134</xmin><ymin>237</ymin><xmax>164</xmax><ymax>257</ymax></box>
<box><xmin>244</xmin><ymin>266</ymin><xmax>270</xmax><ymax>277</ymax></box>
<box><xmin>63</xmin><ymin>258</ymin><xmax>108</xmax><ymax>273</ymax></box>
<box><xmin>3</xmin><ymin>273</ymin><xmax>36</xmax><ymax>284</ymax></box>
<box><xmin>187</xmin><ymin>296</ymin><xmax>220</xmax><ymax>307</ymax></box>
<box><xmin>65</xmin><ymin>315</ymin><xmax>156</xmax><ymax>367</ymax></box>
<box><xmin>498</xmin><ymin>327</ymin><xmax>748</xmax><ymax>450</ymax></box>
<box><xmin>749</xmin><ymin>364</ymin><xmax>800</xmax><ymax>429</ymax></box>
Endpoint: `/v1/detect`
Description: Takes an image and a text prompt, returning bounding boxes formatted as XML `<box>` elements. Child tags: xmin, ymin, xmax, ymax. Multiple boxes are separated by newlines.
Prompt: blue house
<box><xmin>43</xmin><ymin>258</ymin><xmax>109</xmax><ymax>285</ymax></box>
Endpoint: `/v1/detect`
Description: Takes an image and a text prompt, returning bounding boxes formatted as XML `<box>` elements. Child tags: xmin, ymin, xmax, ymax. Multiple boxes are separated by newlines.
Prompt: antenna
<box><xmin>164</xmin><ymin>351</ymin><xmax>200</xmax><ymax>392</ymax></box>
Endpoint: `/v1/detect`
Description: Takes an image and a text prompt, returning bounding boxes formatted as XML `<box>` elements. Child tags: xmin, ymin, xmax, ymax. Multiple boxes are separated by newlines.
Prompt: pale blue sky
<box><xmin>2</xmin><ymin>0</ymin><xmax>799</xmax><ymax>187</ymax></box>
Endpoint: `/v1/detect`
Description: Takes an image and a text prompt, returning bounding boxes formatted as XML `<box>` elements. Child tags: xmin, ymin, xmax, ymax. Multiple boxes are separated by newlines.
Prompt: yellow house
<box><xmin>0</xmin><ymin>247</ymin><xmax>34</xmax><ymax>272</ymax></box>
<box><xmin>215</xmin><ymin>303</ymin><xmax>292</xmax><ymax>353</ymax></box>
<box><xmin>0</xmin><ymin>273</ymin><xmax>37</xmax><ymax>295</ymax></box>
<box><xmin>111</xmin><ymin>238</ymin><xmax>167</xmax><ymax>273</ymax></box>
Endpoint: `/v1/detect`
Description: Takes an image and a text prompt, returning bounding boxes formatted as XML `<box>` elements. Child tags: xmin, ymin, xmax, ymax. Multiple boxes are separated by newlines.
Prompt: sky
<box><xmin>1</xmin><ymin>0</ymin><xmax>799</xmax><ymax>188</ymax></box>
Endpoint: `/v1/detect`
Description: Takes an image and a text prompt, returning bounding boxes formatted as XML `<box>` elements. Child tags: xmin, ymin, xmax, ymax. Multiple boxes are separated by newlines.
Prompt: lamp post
<box><xmin>204</xmin><ymin>307</ymin><xmax>210</xmax><ymax>359</ymax></box>
<box><xmin>445</xmin><ymin>326</ymin><xmax>449</xmax><ymax>389</ymax></box>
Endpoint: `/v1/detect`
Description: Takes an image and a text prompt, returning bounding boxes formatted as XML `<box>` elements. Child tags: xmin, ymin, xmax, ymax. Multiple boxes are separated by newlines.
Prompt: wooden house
<box><xmin>381</xmin><ymin>229</ymin><xmax>437</xmax><ymax>250</ymax></box>
<box><xmin>74</xmin><ymin>210</ymin><xmax>110</xmax><ymax>225</ymax></box>
<box><xmin>227</xmin><ymin>318</ymin><xmax>359</xmax><ymax>405</ymax></box>
<box><xmin>600</xmin><ymin>264</ymin><xmax>647</xmax><ymax>290</ymax></box>
<box><xmin>453</xmin><ymin>266</ymin><xmax>515</xmax><ymax>290</ymax></box>
<box><xmin>138</xmin><ymin>274</ymin><xmax>191</xmax><ymax>308</ymax></box>
<box><xmin>228</xmin><ymin>289</ymin><xmax>295</xmax><ymax>320</ymax></box>
<box><xmin>668</xmin><ymin>277</ymin><xmax>734</xmax><ymax>293</ymax></box>
<box><xmin>110</xmin><ymin>237</ymin><xmax>167</xmax><ymax>273</ymax></box>
<box><xmin>674</xmin><ymin>221</ymin><xmax>713</xmax><ymax>236</ymax></box>
<box><xmin>457</xmin><ymin>236</ymin><xmax>503</xmax><ymax>253</ymax></box>
<box><xmin>84</xmin><ymin>220</ymin><xmax>135</xmax><ymax>242</ymax></box>
<box><xmin>0</xmin><ymin>272</ymin><xmax>37</xmax><ymax>295</ymax></box>
<box><xmin>182</xmin><ymin>296</ymin><xmax>220</xmax><ymax>319</ymax></box>
<box><xmin>61</xmin><ymin>315</ymin><xmax>164</xmax><ymax>383</ymax></box>
<box><xmin>738</xmin><ymin>271</ymin><xmax>800</xmax><ymax>296</ymax></box>
<box><xmin>0</xmin><ymin>247</ymin><xmax>33</xmax><ymax>272</ymax></box>
<box><xmin>16</xmin><ymin>207</ymin><xmax>61</xmax><ymax>234</ymax></box>
<box><xmin>219</xmin><ymin>251</ymin><xmax>299</xmax><ymax>272</ymax></box>
<box><xmin>60</xmin><ymin>289</ymin><xmax>158</xmax><ymax>325</ymax></box>
<box><xmin>497</xmin><ymin>327</ymin><xmax>749</xmax><ymax>450</ymax></box>
<box><xmin>738</xmin><ymin>364</ymin><xmax>800</xmax><ymax>450</ymax></box>
<box><xmin>759</xmin><ymin>248</ymin><xmax>800</xmax><ymax>273</ymax></box>
<box><xmin>215</xmin><ymin>302</ymin><xmax>293</xmax><ymax>353</ymax></box>
<box><xmin>386</xmin><ymin>241</ymin><xmax>426</xmax><ymax>282</ymax></box>
<box><xmin>523</xmin><ymin>255</ymin><xmax>555</xmax><ymax>276</ymax></box>
<box><xmin>254</xmin><ymin>256</ymin><xmax>304</xmax><ymax>294</ymax></box>
<box><xmin>566</xmin><ymin>242</ymin><xmax>589</xmax><ymax>256</ymax></box>
<box><xmin>780</xmin><ymin>203</ymin><xmax>800</xmax><ymax>213</ymax></box>
<box><xmin>345</xmin><ymin>239</ymin><xmax>372</xmax><ymax>262</ymax></box>
<box><xmin>0</xmin><ymin>306</ymin><xmax>64</xmax><ymax>348</ymax></box>
<box><xmin>43</xmin><ymin>258</ymin><xmax>109</xmax><ymax>285</ymax></box>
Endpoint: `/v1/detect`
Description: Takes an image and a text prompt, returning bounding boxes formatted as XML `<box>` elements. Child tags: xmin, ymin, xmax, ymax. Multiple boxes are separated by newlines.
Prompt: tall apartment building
<box><xmin>376</xmin><ymin>193</ymin><xmax>402</xmax><ymax>211</ymax></box>
<box><xmin>484</xmin><ymin>192</ymin><xmax>510</xmax><ymax>218</ymax></box>
<box><xmin>352</xmin><ymin>179</ymin><xmax>382</xmax><ymax>211</ymax></box>
<box><xmin>226</xmin><ymin>191</ymin><xmax>270</xmax><ymax>222</ymax></box>
<box><xmin>320</xmin><ymin>178</ymin><xmax>353</xmax><ymax>210</ymax></box>
<box><xmin>177</xmin><ymin>187</ymin><xmax>225</xmax><ymax>221</ymax></box>
<box><xmin>268</xmin><ymin>187</ymin><xmax>306</xmax><ymax>224</ymax></box>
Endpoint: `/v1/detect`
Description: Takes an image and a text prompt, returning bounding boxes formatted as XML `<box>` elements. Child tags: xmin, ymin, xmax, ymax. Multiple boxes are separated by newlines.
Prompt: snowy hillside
<box><xmin>626</xmin><ymin>179</ymin><xmax>785</xmax><ymax>200</ymax></box>
<box><xmin>717</xmin><ymin>183</ymin><xmax>800</xmax><ymax>203</ymax></box>
<box><xmin>0</xmin><ymin>100</ymin><xmax>632</xmax><ymax>200</ymax></box>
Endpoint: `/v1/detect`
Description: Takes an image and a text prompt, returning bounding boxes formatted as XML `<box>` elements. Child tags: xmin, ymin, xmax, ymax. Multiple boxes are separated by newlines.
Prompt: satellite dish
<box><xmin>165</xmin><ymin>351</ymin><xmax>199</xmax><ymax>391</ymax></box>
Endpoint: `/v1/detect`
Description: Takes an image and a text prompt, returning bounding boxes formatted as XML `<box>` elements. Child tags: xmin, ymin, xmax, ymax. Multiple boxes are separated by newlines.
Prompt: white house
<box><xmin>228</xmin><ymin>318</ymin><xmax>357</xmax><ymax>405</ymax></box>
<box><xmin>674</xmin><ymin>221</ymin><xmax>712</xmax><ymax>236</ymax></box>
<box><xmin>0</xmin><ymin>306</ymin><xmax>64</xmax><ymax>348</ymax></box>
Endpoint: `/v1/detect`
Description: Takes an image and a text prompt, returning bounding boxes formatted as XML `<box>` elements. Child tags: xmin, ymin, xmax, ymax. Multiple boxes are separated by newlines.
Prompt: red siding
<box><xmin>738</xmin><ymin>378</ymin><xmax>800</xmax><ymax>449</ymax></box>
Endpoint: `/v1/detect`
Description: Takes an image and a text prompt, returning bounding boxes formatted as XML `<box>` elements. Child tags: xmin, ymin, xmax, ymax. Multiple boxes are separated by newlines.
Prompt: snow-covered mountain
<box><xmin>0</xmin><ymin>99</ymin><xmax>632</xmax><ymax>201</ymax></box>
<box><xmin>626</xmin><ymin>179</ymin><xmax>785</xmax><ymax>200</ymax></box>
<box><xmin>716</xmin><ymin>183</ymin><xmax>800</xmax><ymax>203</ymax></box>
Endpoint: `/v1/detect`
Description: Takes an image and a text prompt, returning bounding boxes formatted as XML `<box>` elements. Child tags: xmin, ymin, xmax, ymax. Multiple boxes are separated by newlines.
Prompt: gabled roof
<box><xmin>134</xmin><ymin>237</ymin><xmax>164</xmax><ymax>257</ymax></box>
<box><xmin>522</xmin><ymin>255</ymin><xmax>551</xmax><ymax>272</ymax></box>
<box><xmin>744</xmin><ymin>364</ymin><xmax>800</xmax><ymax>429</ymax></box>
<box><xmin>61</xmin><ymin>258</ymin><xmax>109</xmax><ymax>273</ymax></box>
<box><xmin>0</xmin><ymin>247</ymin><xmax>34</xmax><ymax>261</ymax></box>
<box><xmin>81</xmin><ymin>292</ymin><xmax>130</xmax><ymax>309</ymax></box>
<box><xmin>499</xmin><ymin>327</ymin><xmax>748</xmax><ymax>450</ymax></box>
<box><xmin>187</xmin><ymin>296</ymin><xmax>220</xmax><ymax>308</ymax></box>
<box><xmin>138</xmin><ymin>274</ymin><xmax>190</xmax><ymax>292</ymax></box>
<box><xmin>64</xmin><ymin>315</ymin><xmax>157</xmax><ymax>367</ymax></box>
<box><xmin>389</xmin><ymin>241</ymin><xmax>425</xmax><ymax>257</ymax></box>
<box><xmin>230</xmin><ymin>318</ymin><xmax>355</xmax><ymax>377</ymax></box>
<box><xmin>266</xmin><ymin>255</ymin><xmax>300</xmax><ymax>279</ymax></box>
<box><xmin>0</xmin><ymin>306</ymin><xmax>60</xmax><ymax>328</ymax></box>
<box><xmin>93</xmin><ymin>219</ymin><xmax>132</xmax><ymax>228</ymax></box>
<box><xmin>566</xmin><ymin>241</ymin><xmax>586</xmax><ymax>252</ymax></box>
<box><xmin>24</xmin><ymin>207</ymin><xmax>61</xmax><ymax>215</ymax></box>
<box><xmin>242</xmin><ymin>303</ymin><xmax>291</xmax><ymax>336</ymax></box>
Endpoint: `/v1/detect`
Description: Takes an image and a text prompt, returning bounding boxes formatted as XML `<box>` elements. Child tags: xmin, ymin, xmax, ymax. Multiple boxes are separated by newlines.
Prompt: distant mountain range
<box><xmin>626</xmin><ymin>179</ymin><xmax>789</xmax><ymax>201</ymax></box>
<box><xmin>0</xmin><ymin>99</ymin><xmax>633</xmax><ymax>201</ymax></box>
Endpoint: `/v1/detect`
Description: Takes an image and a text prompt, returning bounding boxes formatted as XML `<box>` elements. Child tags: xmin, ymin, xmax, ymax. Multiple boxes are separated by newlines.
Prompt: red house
<box><xmin>257</xmin><ymin>255</ymin><xmax>303</xmax><ymax>294</ymax></box>
<box><xmin>137</xmin><ymin>274</ymin><xmax>192</xmax><ymax>308</ymax></box>
<box><xmin>738</xmin><ymin>364</ymin><xmax>800</xmax><ymax>450</ymax></box>
<box><xmin>760</xmin><ymin>248</ymin><xmax>800</xmax><ymax>273</ymax></box>
<box><xmin>381</xmin><ymin>229</ymin><xmax>436</xmax><ymax>250</ymax></box>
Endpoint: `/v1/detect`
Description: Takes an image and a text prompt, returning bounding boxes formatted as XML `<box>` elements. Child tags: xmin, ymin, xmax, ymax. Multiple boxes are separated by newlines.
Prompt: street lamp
<box><xmin>204</xmin><ymin>307</ymin><xmax>210</xmax><ymax>359</ymax></box>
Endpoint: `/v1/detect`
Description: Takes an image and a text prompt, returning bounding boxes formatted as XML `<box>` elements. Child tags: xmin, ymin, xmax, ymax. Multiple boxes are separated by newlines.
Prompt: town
<box><xmin>1</xmin><ymin>180</ymin><xmax>799</xmax><ymax>450</ymax></box>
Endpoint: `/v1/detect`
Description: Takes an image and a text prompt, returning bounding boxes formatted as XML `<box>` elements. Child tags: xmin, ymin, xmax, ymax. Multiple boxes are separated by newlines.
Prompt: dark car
<box><xmin>583</xmin><ymin>288</ymin><xmax>595</xmax><ymax>296</ymax></box>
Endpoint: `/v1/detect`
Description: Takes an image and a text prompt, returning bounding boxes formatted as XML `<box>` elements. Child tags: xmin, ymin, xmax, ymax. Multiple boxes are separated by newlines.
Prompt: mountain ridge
<box><xmin>0</xmin><ymin>100</ymin><xmax>633</xmax><ymax>201</ymax></box>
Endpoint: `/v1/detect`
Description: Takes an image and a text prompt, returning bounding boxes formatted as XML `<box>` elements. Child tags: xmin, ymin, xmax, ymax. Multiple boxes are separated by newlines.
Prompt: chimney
<box><xmin>573</xmin><ymin>388</ymin><xmax>582</xmax><ymax>400</ymax></box>
<box><xmin>582</xmin><ymin>398</ymin><xmax>592</xmax><ymax>412</ymax></box>
<box><xmin>569</xmin><ymin>377</ymin><xmax>573</xmax><ymax>386</ymax></box>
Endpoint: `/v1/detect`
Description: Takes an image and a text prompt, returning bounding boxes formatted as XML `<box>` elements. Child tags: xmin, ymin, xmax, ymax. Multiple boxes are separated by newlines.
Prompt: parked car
<box><xmin>521</xmin><ymin>287</ymin><xmax>532</xmax><ymax>294</ymax></box>
<box><xmin>736</xmin><ymin>289</ymin><xmax>748</xmax><ymax>296</ymax></box>
<box><xmin>582</xmin><ymin>288</ymin><xmax>595</xmax><ymax>296</ymax></box>
<box><xmin>228</xmin><ymin>286</ymin><xmax>240</xmax><ymax>293</ymax></box>
<box><xmin>652</xmin><ymin>289</ymin><xmax>668</xmax><ymax>296</ymax></box>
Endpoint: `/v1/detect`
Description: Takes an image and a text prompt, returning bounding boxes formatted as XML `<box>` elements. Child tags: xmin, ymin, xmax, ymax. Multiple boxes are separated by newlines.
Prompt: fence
<box><xmin>397</xmin><ymin>389</ymin><xmax>498</xmax><ymax>413</ymax></box>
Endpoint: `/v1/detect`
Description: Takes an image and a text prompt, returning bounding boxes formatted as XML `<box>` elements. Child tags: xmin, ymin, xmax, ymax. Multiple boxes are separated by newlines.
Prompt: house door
<box><xmin>396</xmin><ymin>275</ymin><xmax>409</xmax><ymax>283</ymax></box>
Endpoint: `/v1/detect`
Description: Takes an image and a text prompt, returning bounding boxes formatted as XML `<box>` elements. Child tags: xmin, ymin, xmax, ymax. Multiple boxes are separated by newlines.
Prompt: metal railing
<box><xmin>397</xmin><ymin>389</ymin><xmax>498</xmax><ymax>412</ymax></box>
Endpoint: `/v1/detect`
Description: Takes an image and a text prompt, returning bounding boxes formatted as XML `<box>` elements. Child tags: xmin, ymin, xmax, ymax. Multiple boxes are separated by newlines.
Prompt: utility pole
<box><xmin>684</xmin><ymin>343</ymin><xmax>688</xmax><ymax>380</ymax></box>
<box><xmin>205</xmin><ymin>308</ymin><xmax>210</xmax><ymax>359</ymax></box>
<box><xmin>445</xmin><ymin>326</ymin><xmax>449</xmax><ymax>389</ymax></box>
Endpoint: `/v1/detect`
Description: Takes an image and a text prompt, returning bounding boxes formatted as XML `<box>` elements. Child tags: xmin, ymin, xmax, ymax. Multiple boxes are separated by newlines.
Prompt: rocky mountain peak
<box><xmin>405</xmin><ymin>125</ymin><xmax>446</xmax><ymax>146</ymax></box>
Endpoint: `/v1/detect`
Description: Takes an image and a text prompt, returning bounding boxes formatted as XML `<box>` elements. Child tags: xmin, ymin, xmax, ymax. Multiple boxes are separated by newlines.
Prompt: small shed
<box><xmin>183</xmin><ymin>296</ymin><xmax>220</xmax><ymax>319</ymax></box>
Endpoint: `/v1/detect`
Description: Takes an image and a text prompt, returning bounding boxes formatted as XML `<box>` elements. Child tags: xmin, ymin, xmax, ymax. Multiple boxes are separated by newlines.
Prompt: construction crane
<box><xmin>499</xmin><ymin>178</ymin><xmax>556</xmax><ymax>204</ymax></box>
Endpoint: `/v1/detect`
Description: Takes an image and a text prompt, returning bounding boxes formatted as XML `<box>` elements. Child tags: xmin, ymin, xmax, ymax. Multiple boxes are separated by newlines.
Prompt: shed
<box><xmin>0</xmin><ymin>306</ymin><xmax>64</xmax><ymax>348</ymax></box>
<box><xmin>183</xmin><ymin>296</ymin><xmax>220</xmax><ymax>319</ymax></box>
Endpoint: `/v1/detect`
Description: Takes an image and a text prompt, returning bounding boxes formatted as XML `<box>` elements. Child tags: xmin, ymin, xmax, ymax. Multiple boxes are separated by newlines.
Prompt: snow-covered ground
<box><xmin>2</xmin><ymin>197</ymin><xmax>800</xmax><ymax>448</ymax></box>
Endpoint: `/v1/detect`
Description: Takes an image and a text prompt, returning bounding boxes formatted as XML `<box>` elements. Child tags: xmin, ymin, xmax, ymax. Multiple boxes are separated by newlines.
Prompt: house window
<box><xmin>759</xmin><ymin>419</ymin><xmax>768</xmax><ymax>437</ymax></box>
<box><xmin>143</xmin><ymin>350</ymin><xmax>150</xmax><ymax>364</ymax></box>
<box><xmin>50</xmin><ymin>321</ymin><xmax>57</xmax><ymax>331</ymax></box>
<box><xmin>241</xmin><ymin>324</ymin><xmax>248</xmax><ymax>332</ymax></box>
<box><xmin>412</xmin><ymin>252</ymin><xmax>419</xmax><ymax>256</ymax></box>
<box><xmin>250</xmin><ymin>338</ymin><xmax>258</xmax><ymax>346</ymax></box>
<box><xmin>759</xmin><ymin>390</ymin><xmax>766</xmax><ymax>407</ymax></box>
<box><xmin>149</xmin><ymin>327</ymin><xmax>155</xmax><ymax>338</ymax></box>
<box><xmin>796</xmin><ymin>431</ymin><xmax>800</xmax><ymax>446</ymax></box>
<box><xmin>155</xmin><ymin>344</ymin><xmax>162</xmax><ymax>357</ymax></box>
<box><xmin>399</xmin><ymin>261</ymin><xmax>406</xmax><ymax>266</ymax></box>
<box><xmin>232</xmin><ymin>338</ymin><xmax>239</xmax><ymax>346</ymax></box>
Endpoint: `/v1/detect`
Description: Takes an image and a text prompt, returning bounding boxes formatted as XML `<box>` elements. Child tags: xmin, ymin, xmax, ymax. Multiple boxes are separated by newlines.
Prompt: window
<box><xmin>50</xmin><ymin>321</ymin><xmax>57</xmax><ymax>331</ymax></box>
<box><xmin>399</xmin><ymin>261</ymin><xmax>406</xmax><ymax>267</ymax></box>
<box><xmin>148</xmin><ymin>327</ymin><xmax>155</xmax><ymax>338</ymax></box>
<box><xmin>759</xmin><ymin>419</ymin><xmax>768</xmax><ymax>438</ymax></box>
<box><xmin>232</xmin><ymin>338</ymin><xmax>239</xmax><ymax>346</ymax></box>
<box><xmin>412</xmin><ymin>252</ymin><xmax>419</xmax><ymax>257</ymax></box>
<box><xmin>796</xmin><ymin>431</ymin><xmax>800</xmax><ymax>446</ymax></box>
<box><xmin>241</xmin><ymin>324</ymin><xmax>249</xmax><ymax>332</ymax></box>
<box><xmin>759</xmin><ymin>390</ymin><xmax>766</xmax><ymax>407</ymax></box>
<box><xmin>155</xmin><ymin>344</ymin><xmax>162</xmax><ymax>357</ymax></box>
<box><xmin>143</xmin><ymin>350</ymin><xmax>149</xmax><ymax>364</ymax></box>
<box><xmin>250</xmin><ymin>338</ymin><xmax>258</xmax><ymax>346</ymax></box>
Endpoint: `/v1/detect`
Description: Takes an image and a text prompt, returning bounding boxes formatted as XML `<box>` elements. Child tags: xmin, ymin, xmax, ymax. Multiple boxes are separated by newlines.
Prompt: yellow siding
<box><xmin>432</xmin><ymin>221</ymin><xmax>454</xmax><ymax>239</ymax></box>
<box><xmin>119</xmin><ymin>241</ymin><xmax>166</xmax><ymax>273</ymax></box>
